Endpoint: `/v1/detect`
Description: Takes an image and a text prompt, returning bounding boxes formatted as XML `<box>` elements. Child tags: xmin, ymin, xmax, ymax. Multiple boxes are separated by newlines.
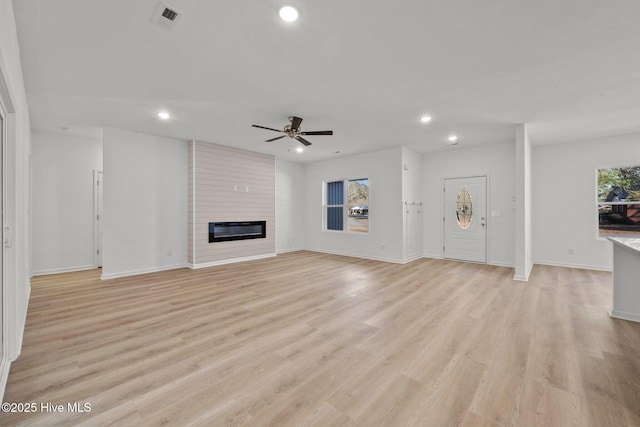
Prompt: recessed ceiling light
<box><xmin>157</xmin><ymin>111</ymin><xmax>171</xmax><ymax>120</ymax></box>
<box><xmin>279</xmin><ymin>6</ymin><xmax>298</xmax><ymax>22</ymax></box>
<box><xmin>420</xmin><ymin>115</ymin><xmax>432</xmax><ymax>123</ymax></box>
<box><xmin>296</xmin><ymin>147</ymin><xmax>303</xmax><ymax>153</ymax></box>
<box><xmin>448</xmin><ymin>135</ymin><xmax>458</xmax><ymax>142</ymax></box>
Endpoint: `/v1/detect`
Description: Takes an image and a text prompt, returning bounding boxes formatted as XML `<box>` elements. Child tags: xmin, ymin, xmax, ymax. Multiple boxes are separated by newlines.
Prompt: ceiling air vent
<box><xmin>151</xmin><ymin>2</ymin><xmax>182</xmax><ymax>31</ymax></box>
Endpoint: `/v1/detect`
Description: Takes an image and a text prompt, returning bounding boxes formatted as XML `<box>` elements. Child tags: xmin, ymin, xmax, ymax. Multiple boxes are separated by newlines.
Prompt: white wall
<box><xmin>0</xmin><ymin>0</ymin><xmax>32</xmax><ymax>386</ymax></box>
<box><xmin>31</xmin><ymin>130</ymin><xmax>102</xmax><ymax>274</ymax></box>
<box><xmin>422</xmin><ymin>141</ymin><xmax>516</xmax><ymax>266</ymax></box>
<box><xmin>102</xmin><ymin>127</ymin><xmax>188</xmax><ymax>279</ymax></box>
<box><xmin>402</xmin><ymin>147</ymin><xmax>423</xmax><ymax>260</ymax></box>
<box><xmin>276</xmin><ymin>158</ymin><xmax>305</xmax><ymax>253</ymax></box>
<box><xmin>304</xmin><ymin>147</ymin><xmax>404</xmax><ymax>262</ymax></box>
<box><xmin>532</xmin><ymin>132</ymin><xmax>640</xmax><ymax>270</ymax></box>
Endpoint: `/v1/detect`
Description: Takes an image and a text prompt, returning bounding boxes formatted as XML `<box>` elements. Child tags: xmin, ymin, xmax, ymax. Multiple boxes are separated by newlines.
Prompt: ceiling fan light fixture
<box><xmin>157</xmin><ymin>111</ymin><xmax>171</xmax><ymax>120</ymax></box>
<box><xmin>296</xmin><ymin>147</ymin><xmax>304</xmax><ymax>153</ymax></box>
<box><xmin>279</xmin><ymin>6</ymin><xmax>298</xmax><ymax>22</ymax></box>
<box><xmin>420</xmin><ymin>115</ymin><xmax>432</xmax><ymax>123</ymax></box>
<box><xmin>448</xmin><ymin>135</ymin><xmax>458</xmax><ymax>142</ymax></box>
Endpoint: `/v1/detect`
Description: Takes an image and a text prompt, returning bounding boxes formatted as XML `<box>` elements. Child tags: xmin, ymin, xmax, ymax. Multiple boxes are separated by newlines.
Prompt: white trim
<box><xmin>188</xmin><ymin>253</ymin><xmax>276</xmax><ymax>269</ymax></box>
<box><xmin>513</xmin><ymin>262</ymin><xmax>533</xmax><ymax>281</ymax></box>
<box><xmin>191</xmin><ymin>140</ymin><xmax>196</xmax><ymax>263</ymax></box>
<box><xmin>32</xmin><ymin>265</ymin><xmax>97</xmax><ymax>276</ymax></box>
<box><xmin>276</xmin><ymin>247</ymin><xmax>304</xmax><ymax>254</ymax></box>
<box><xmin>0</xmin><ymin>57</ymin><xmax>12</xmax><ymax>398</ymax></box>
<box><xmin>490</xmin><ymin>260</ymin><xmax>515</xmax><ymax>268</ymax></box>
<box><xmin>424</xmin><ymin>253</ymin><xmax>514</xmax><ymax>269</ymax></box>
<box><xmin>609</xmin><ymin>308</ymin><xmax>640</xmax><ymax>323</ymax></box>
<box><xmin>533</xmin><ymin>259</ymin><xmax>612</xmax><ymax>272</ymax></box>
<box><xmin>423</xmin><ymin>253</ymin><xmax>444</xmax><ymax>260</ymax></box>
<box><xmin>402</xmin><ymin>254</ymin><xmax>423</xmax><ymax>264</ymax></box>
<box><xmin>101</xmin><ymin>263</ymin><xmax>188</xmax><ymax>280</ymax></box>
<box><xmin>306</xmin><ymin>248</ymin><xmax>405</xmax><ymax>264</ymax></box>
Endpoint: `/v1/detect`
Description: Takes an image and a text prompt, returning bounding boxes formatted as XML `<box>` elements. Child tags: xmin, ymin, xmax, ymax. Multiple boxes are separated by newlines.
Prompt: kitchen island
<box><xmin>608</xmin><ymin>237</ymin><xmax>640</xmax><ymax>323</ymax></box>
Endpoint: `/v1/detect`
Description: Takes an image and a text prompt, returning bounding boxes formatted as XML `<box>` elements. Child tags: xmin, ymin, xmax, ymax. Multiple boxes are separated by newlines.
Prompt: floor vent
<box><xmin>152</xmin><ymin>2</ymin><xmax>182</xmax><ymax>31</ymax></box>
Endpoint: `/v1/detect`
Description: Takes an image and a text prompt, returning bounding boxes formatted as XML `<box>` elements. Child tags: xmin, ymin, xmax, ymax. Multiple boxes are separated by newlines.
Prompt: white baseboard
<box><xmin>189</xmin><ymin>253</ymin><xmax>276</xmax><ymax>269</ymax></box>
<box><xmin>276</xmin><ymin>247</ymin><xmax>304</xmax><ymax>255</ymax></box>
<box><xmin>423</xmin><ymin>253</ymin><xmax>514</xmax><ymax>270</ymax></box>
<box><xmin>32</xmin><ymin>264</ymin><xmax>97</xmax><ymax>276</ymax></box>
<box><xmin>305</xmin><ymin>248</ymin><xmax>405</xmax><ymax>264</ymax></box>
<box><xmin>490</xmin><ymin>260</ymin><xmax>515</xmax><ymax>268</ymax></box>
<box><xmin>609</xmin><ymin>308</ymin><xmax>640</xmax><ymax>323</ymax></box>
<box><xmin>533</xmin><ymin>259</ymin><xmax>612</xmax><ymax>272</ymax></box>
<box><xmin>402</xmin><ymin>254</ymin><xmax>424</xmax><ymax>264</ymax></box>
<box><xmin>101</xmin><ymin>263</ymin><xmax>188</xmax><ymax>280</ymax></box>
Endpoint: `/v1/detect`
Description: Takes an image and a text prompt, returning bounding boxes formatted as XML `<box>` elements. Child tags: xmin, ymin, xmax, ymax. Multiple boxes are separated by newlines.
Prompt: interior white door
<box><xmin>444</xmin><ymin>176</ymin><xmax>487</xmax><ymax>263</ymax></box>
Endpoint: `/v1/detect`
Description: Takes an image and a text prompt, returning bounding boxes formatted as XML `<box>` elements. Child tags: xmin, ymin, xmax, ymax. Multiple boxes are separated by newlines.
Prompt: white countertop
<box><xmin>608</xmin><ymin>237</ymin><xmax>640</xmax><ymax>255</ymax></box>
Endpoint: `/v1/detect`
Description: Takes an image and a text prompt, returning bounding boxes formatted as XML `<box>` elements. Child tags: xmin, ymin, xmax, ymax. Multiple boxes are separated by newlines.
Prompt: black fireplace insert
<box><xmin>208</xmin><ymin>221</ymin><xmax>266</xmax><ymax>243</ymax></box>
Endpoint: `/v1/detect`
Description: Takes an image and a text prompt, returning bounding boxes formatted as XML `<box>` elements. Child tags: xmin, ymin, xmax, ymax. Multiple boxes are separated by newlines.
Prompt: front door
<box><xmin>444</xmin><ymin>176</ymin><xmax>487</xmax><ymax>263</ymax></box>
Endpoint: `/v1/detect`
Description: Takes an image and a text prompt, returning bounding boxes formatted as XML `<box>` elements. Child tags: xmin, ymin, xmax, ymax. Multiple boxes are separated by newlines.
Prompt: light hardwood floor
<box><xmin>2</xmin><ymin>251</ymin><xmax>640</xmax><ymax>426</ymax></box>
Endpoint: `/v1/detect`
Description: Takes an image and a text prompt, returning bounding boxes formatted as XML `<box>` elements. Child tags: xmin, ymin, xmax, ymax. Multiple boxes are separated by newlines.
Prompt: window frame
<box><xmin>323</xmin><ymin>177</ymin><xmax>370</xmax><ymax>234</ymax></box>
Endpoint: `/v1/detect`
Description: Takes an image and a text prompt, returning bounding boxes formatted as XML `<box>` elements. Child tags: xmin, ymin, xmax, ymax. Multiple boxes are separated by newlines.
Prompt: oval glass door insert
<box><xmin>456</xmin><ymin>188</ymin><xmax>473</xmax><ymax>229</ymax></box>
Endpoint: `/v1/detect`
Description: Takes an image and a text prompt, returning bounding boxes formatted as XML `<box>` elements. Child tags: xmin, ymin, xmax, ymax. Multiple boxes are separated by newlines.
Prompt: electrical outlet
<box><xmin>167</xmin><ymin>249</ymin><xmax>172</xmax><ymax>256</ymax></box>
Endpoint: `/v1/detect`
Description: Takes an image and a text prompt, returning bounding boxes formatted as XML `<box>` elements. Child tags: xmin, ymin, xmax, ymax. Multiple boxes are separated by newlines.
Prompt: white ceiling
<box><xmin>13</xmin><ymin>0</ymin><xmax>640</xmax><ymax>163</ymax></box>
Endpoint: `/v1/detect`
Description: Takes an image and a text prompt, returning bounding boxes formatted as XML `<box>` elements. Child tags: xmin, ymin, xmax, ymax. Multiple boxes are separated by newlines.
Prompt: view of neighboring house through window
<box><xmin>597</xmin><ymin>166</ymin><xmax>640</xmax><ymax>237</ymax></box>
<box><xmin>348</xmin><ymin>178</ymin><xmax>369</xmax><ymax>232</ymax></box>
<box><xmin>325</xmin><ymin>178</ymin><xmax>369</xmax><ymax>233</ymax></box>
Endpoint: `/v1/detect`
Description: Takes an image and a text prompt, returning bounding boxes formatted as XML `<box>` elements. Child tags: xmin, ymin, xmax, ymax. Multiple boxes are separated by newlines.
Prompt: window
<box><xmin>326</xmin><ymin>181</ymin><xmax>344</xmax><ymax>231</ymax></box>
<box><xmin>324</xmin><ymin>178</ymin><xmax>369</xmax><ymax>233</ymax></box>
<box><xmin>597</xmin><ymin>166</ymin><xmax>640</xmax><ymax>237</ymax></box>
<box><xmin>455</xmin><ymin>188</ymin><xmax>473</xmax><ymax>229</ymax></box>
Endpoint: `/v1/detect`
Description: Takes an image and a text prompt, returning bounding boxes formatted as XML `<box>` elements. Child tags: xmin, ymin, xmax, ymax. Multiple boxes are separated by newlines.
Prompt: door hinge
<box><xmin>443</xmin><ymin>216</ymin><xmax>445</xmax><ymax>222</ymax></box>
<box><xmin>443</xmin><ymin>246</ymin><xmax>445</xmax><ymax>252</ymax></box>
<box><xmin>97</xmin><ymin>214</ymin><xmax>100</xmax><ymax>220</ymax></box>
<box><xmin>443</xmin><ymin>187</ymin><xmax>445</xmax><ymax>193</ymax></box>
<box><xmin>97</xmin><ymin>249</ymin><xmax>100</xmax><ymax>255</ymax></box>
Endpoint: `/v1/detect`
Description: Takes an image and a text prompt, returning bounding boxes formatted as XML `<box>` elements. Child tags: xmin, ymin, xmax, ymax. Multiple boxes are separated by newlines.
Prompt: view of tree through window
<box><xmin>597</xmin><ymin>166</ymin><xmax>640</xmax><ymax>237</ymax></box>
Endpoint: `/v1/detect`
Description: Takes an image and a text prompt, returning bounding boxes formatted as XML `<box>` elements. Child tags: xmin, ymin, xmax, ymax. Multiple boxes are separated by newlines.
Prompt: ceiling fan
<box><xmin>252</xmin><ymin>116</ymin><xmax>333</xmax><ymax>146</ymax></box>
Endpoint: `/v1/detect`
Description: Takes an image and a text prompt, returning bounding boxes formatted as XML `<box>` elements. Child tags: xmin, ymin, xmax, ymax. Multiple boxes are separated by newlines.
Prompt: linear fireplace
<box><xmin>208</xmin><ymin>221</ymin><xmax>267</xmax><ymax>243</ymax></box>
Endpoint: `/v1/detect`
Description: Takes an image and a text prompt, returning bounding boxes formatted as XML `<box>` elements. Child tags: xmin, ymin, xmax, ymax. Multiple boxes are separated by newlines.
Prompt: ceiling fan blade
<box><xmin>290</xmin><ymin>116</ymin><xmax>303</xmax><ymax>131</ymax></box>
<box><xmin>299</xmin><ymin>130</ymin><xmax>333</xmax><ymax>136</ymax></box>
<box><xmin>265</xmin><ymin>135</ymin><xmax>286</xmax><ymax>142</ymax></box>
<box><xmin>296</xmin><ymin>136</ymin><xmax>312</xmax><ymax>146</ymax></box>
<box><xmin>252</xmin><ymin>124</ymin><xmax>284</xmax><ymax>133</ymax></box>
